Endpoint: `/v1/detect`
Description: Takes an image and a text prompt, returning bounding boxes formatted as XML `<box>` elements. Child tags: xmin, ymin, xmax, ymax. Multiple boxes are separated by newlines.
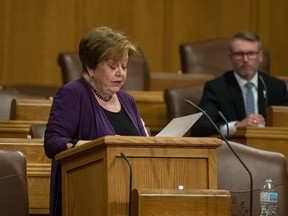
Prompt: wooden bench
<box><xmin>0</xmin><ymin>138</ymin><xmax>51</xmax><ymax>214</ymax></box>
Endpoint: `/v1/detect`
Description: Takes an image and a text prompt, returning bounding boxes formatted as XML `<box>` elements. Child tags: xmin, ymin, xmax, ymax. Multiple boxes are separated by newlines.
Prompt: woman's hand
<box><xmin>67</xmin><ymin>140</ymin><xmax>90</xmax><ymax>149</ymax></box>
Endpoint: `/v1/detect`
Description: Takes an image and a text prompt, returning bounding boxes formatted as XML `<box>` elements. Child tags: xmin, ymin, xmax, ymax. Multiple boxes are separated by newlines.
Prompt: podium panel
<box><xmin>56</xmin><ymin>136</ymin><xmax>222</xmax><ymax>216</ymax></box>
<box><xmin>132</xmin><ymin>188</ymin><xmax>231</xmax><ymax>216</ymax></box>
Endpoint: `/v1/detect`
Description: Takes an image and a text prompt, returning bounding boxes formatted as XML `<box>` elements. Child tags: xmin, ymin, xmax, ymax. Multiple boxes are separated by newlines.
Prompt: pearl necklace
<box><xmin>82</xmin><ymin>76</ymin><xmax>112</xmax><ymax>102</ymax></box>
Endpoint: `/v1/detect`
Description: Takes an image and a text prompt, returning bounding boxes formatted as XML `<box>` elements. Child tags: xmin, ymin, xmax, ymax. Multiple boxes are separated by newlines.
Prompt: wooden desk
<box><xmin>0</xmin><ymin>124</ymin><xmax>31</xmax><ymax>138</ymax></box>
<box><xmin>231</xmin><ymin>127</ymin><xmax>288</xmax><ymax>159</ymax></box>
<box><xmin>267</xmin><ymin>106</ymin><xmax>288</xmax><ymax>127</ymax></box>
<box><xmin>148</xmin><ymin>72</ymin><xmax>214</xmax><ymax>91</ymax></box>
<box><xmin>0</xmin><ymin>120</ymin><xmax>47</xmax><ymax>138</ymax></box>
<box><xmin>0</xmin><ymin>138</ymin><xmax>50</xmax><ymax>214</ymax></box>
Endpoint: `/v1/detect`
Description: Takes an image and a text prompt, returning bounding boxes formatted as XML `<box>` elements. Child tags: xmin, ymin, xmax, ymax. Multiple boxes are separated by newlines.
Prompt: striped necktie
<box><xmin>245</xmin><ymin>82</ymin><xmax>255</xmax><ymax>115</ymax></box>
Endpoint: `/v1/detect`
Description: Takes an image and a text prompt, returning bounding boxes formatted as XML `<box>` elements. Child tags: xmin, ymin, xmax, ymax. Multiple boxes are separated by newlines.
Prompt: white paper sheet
<box><xmin>155</xmin><ymin>112</ymin><xmax>203</xmax><ymax>137</ymax></box>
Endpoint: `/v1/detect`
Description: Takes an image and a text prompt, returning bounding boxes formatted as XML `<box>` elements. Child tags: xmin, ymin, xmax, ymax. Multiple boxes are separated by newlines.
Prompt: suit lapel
<box><xmin>226</xmin><ymin>72</ymin><xmax>247</xmax><ymax>119</ymax></box>
<box><xmin>258</xmin><ymin>74</ymin><xmax>267</xmax><ymax>118</ymax></box>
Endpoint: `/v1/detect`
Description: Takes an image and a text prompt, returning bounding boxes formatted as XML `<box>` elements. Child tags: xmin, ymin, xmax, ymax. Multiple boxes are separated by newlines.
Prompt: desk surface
<box><xmin>231</xmin><ymin>126</ymin><xmax>288</xmax><ymax>159</ymax></box>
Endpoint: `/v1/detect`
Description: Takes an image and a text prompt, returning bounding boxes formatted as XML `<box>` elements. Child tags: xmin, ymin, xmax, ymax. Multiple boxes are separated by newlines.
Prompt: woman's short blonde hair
<box><xmin>79</xmin><ymin>26</ymin><xmax>138</xmax><ymax>72</ymax></box>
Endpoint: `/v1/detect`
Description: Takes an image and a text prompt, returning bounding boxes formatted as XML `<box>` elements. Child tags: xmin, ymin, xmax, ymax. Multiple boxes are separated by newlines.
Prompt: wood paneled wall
<box><xmin>0</xmin><ymin>0</ymin><xmax>287</xmax><ymax>86</ymax></box>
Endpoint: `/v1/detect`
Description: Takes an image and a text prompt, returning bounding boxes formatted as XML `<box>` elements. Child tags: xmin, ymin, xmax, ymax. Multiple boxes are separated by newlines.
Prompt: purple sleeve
<box><xmin>44</xmin><ymin>84</ymin><xmax>81</xmax><ymax>159</ymax></box>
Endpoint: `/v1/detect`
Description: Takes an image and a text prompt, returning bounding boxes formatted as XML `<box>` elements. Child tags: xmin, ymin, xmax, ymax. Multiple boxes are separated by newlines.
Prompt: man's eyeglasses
<box><xmin>231</xmin><ymin>51</ymin><xmax>259</xmax><ymax>60</ymax></box>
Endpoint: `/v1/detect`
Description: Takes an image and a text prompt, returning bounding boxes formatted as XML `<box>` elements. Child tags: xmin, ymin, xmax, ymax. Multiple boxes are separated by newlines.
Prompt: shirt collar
<box><xmin>234</xmin><ymin>71</ymin><xmax>258</xmax><ymax>89</ymax></box>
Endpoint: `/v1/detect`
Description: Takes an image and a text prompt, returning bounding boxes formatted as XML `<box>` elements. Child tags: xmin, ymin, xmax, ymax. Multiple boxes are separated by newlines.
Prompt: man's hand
<box><xmin>236</xmin><ymin>114</ymin><xmax>266</xmax><ymax>128</ymax></box>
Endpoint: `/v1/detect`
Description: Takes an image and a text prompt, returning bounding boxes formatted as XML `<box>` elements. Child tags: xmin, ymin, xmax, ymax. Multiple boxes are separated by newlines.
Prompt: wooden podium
<box><xmin>56</xmin><ymin>136</ymin><xmax>223</xmax><ymax>216</ymax></box>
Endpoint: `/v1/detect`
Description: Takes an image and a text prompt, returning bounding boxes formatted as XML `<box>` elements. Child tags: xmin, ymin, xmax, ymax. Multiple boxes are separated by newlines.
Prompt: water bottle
<box><xmin>260</xmin><ymin>179</ymin><xmax>278</xmax><ymax>216</ymax></box>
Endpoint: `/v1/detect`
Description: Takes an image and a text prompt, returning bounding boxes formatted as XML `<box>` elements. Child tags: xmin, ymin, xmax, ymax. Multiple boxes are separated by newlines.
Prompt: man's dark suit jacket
<box><xmin>191</xmin><ymin>70</ymin><xmax>288</xmax><ymax>137</ymax></box>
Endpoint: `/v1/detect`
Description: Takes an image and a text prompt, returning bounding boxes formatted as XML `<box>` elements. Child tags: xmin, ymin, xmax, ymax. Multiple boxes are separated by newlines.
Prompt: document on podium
<box><xmin>155</xmin><ymin>112</ymin><xmax>203</xmax><ymax>137</ymax></box>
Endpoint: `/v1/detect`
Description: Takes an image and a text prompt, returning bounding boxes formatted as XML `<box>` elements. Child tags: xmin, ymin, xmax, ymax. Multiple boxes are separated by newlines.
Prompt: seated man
<box><xmin>191</xmin><ymin>31</ymin><xmax>288</xmax><ymax>137</ymax></box>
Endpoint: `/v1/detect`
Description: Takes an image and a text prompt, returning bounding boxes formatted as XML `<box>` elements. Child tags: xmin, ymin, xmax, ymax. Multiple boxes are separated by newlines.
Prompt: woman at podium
<box><xmin>44</xmin><ymin>26</ymin><xmax>148</xmax><ymax>216</ymax></box>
